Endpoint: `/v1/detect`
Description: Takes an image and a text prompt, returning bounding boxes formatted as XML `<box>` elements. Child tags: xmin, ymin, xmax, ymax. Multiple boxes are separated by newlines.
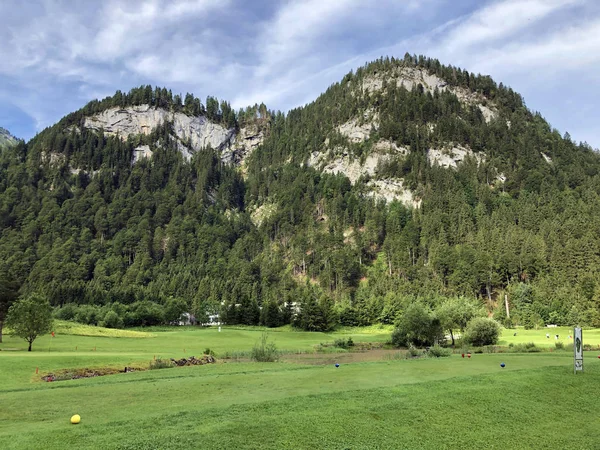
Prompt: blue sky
<box><xmin>1</xmin><ymin>0</ymin><xmax>599</xmax><ymax>148</ymax></box>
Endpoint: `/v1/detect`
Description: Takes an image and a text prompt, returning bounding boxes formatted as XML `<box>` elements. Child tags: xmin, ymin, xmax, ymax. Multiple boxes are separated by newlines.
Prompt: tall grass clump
<box><xmin>149</xmin><ymin>358</ymin><xmax>173</xmax><ymax>370</ymax></box>
<box><xmin>333</xmin><ymin>337</ymin><xmax>354</xmax><ymax>349</ymax></box>
<box><xmin>428</xmin><ymin>345</ymin><xmax>452</xmax><ymax>358</ymax></box>
<box><xmin>251</xmin><ymin>332</ymin><xmax>279</xmax><ymax>362</ymax></box>
<box><xmin>510</xmin><ymin>342</ymin><xmax>541</xmax><ymax>353</ymax></box>
<box><xmin>405</xmin><ymin>345</ymin><xmax>423</xmax><ymax>359</ymax></box>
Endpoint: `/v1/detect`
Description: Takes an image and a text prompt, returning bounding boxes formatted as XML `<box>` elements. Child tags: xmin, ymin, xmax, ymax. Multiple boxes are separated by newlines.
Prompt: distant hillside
<box><xmin>1</xmin><ymin>54</ymin><xmax>600</xmax><ymax>332</ymax></box>
<box><xmin>0</xmin><ymin>127</ymin><xmax>17</xmax><ymax>148</ymax></box>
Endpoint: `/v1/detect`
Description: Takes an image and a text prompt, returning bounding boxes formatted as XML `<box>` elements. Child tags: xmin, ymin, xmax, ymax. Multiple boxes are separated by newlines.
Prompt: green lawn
<box><xmin>1</xmin><ymin>324</ymin><xmax>599</xmax><ymax>449</ymax></box>
<box><xmin>499</xmin><ymin>326</ymin><xmax>600</xmax><ymax>348</ymax></box>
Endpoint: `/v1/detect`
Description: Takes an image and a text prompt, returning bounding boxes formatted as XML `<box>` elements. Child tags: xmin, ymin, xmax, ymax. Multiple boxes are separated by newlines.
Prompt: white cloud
<box><xmin>438</xmin><ymin>0</ymin><xmax>583</xmax><ymax>53</ymax></box>
<box><xmin>235</xmin><ymin>0</ymin><xmax>438</xmax><ymax>110</ymax></box>
<box><xmin>0</xmin><ymin>0</ymin><xmax>599</xmax><ymax>147</ymax></box>
<box><xmin>472</xmin><ymin>18</ymin><xmax>600</xmax><ymax>75</ymax></box>
<box><xmin>92</xmin><ymin>0</ymin><xmax>229</xmax><ymax>62</ymax></box>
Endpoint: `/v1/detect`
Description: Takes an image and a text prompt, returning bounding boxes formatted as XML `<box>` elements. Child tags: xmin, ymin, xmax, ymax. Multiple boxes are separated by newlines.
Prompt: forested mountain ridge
<box><xmin>2</xmin><ymin>54</ymin><xmax>600</xmax><ymax>332</ymax></box>
<box><xmin>0</xmin><ymin>127</ymin><xmax>17</xmax><ymax>148</ymax></box>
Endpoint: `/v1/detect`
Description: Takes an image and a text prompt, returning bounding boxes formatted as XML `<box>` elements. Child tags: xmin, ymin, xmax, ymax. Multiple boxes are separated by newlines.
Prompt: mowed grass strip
<box><xmin>499</xmin><ymin>326</ymin><xmax>600</xmax><ymax>348</ymax></box>
<box><xmin>0</xmin><ymin>354</ymin><xmax>596</xmax><ymax>449</ymax></box>
<box><xmin>0</xmin><ymin>325</ymin><xmax>390</xmax><ymax>355</ymax></box>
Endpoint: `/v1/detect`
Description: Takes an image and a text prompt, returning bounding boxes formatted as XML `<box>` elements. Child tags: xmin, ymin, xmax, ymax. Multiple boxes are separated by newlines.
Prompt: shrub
<box><xmin>74</xmin><ymin>304</ymin><xmax>104</xmax><ymax>326</ymax></box>
<box><xmin>405</xmin><ymin>345</ymin><xmax>423</xmax><ymax>358</ymax></box>
<box><xmin>464</xmin><ymin>317</ymin><xmax>501</xmax><ymax>346</ymax></box>
<box><xmin>100</xmin><ymin>310</ymin><xmax>124</xmax><ymax>329</ymax></box>
<box><xmin>149</xmin><ymin>358</ymin><xmax>173</xmax><ymax>370</ymax></box>
<box><xmin>251</xmin><ymin>332</ymin><xmax>279</xmax><ymax>362</ymax></box>
<box><xmin>391</xmin><ymin>302</ymin><xmax>443</xmax><ymax>348</ymax></box>
<box><xmin>54</xmin><ymin>303</ymin><xmax>78</xmax><ymax>321</ymax></box>
<box><xmin>333</xmin><ymin>337</ymin><xmax>354</xmax><ymax>349</ymax></box>
<box><xmin>204</xmin><ymin>348</ymin><xmax>215</xmax><ymax>356</ymax></box>
<box><xmin>164</xmin><ymin>297</ymin><xmax>188</xmax><ymax>324</ymax></box>
<box><xmin>510</xmin><ymin>343</ymin><xmax>541</xmax><ymax>353</ymax></box>
<box><xmin>428</xmin><ymin>345</ymin><xmax>451</xmax><ymax>358</ymax></box>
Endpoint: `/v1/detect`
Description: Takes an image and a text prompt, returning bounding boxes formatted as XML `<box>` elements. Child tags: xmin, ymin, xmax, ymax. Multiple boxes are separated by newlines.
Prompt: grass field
<box><xmin>1</xmin><ymin>324</ymin><xmax>599</xmax><ymax>449</ymax></box>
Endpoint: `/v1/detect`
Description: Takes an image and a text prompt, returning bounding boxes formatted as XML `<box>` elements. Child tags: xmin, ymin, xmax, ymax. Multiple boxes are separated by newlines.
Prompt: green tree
<box><xmin>5</xmin><ymin>294</ymin><xmax>53</xmax><ymax>351</ymax></box>
<box><xmin>464</xmin><ymin>317</ymin><xmax>501</xmax><ymax>346</ymax></box>
<box><xmin>0</xmin><ymin>270</ymin><xmax>20</xmax><ymax>343</ymax></box>
<box><xmin>436</xmin><ymin>297</ymin><xmax>485</xmax><ymax>346</ymax></box>
<box><xmin>392</xmin><ymin>302</ymin><xmax>442</xmax><ymax>347</ymax></box>
<box><xmin>164</xmin><ymin>297</ymin><xmax>188</xmax><ymax>324</ymax></box>
<box><xmin>101</xmin><ymin>310</ymin><xmax>124</xmax><ymax>329</ymax></box>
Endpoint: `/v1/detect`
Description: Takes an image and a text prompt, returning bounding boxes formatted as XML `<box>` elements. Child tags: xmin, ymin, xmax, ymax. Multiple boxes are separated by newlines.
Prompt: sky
<box><xmin>1</xmin><ymin>0</ymin><xmax>599</xmax><ymax>148</ymax></box>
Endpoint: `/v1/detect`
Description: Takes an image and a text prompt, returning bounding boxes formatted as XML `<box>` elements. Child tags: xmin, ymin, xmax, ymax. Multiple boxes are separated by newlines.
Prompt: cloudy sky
<box><xmin>1</xmin><ymin>0</ymin><xmax>599</xmax><ymax>148</ymax></box>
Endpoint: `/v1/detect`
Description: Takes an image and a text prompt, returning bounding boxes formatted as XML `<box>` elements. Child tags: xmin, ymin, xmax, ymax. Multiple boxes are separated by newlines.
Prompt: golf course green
<box><xmin>1</xmin><ymin>324</ymin><xmax>599</xmax><ymax>449</ymax></box>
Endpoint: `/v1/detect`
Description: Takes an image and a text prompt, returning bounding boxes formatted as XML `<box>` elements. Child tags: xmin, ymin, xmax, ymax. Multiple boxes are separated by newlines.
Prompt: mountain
<box><xmin>0</xmin><ymin>127</ymin><xmax>17</xmax><ymax>148</ymax></box>
<box><xmin>1</xmin><ymin>54</ymin><xmax>600</xmax><ymax>331</ymax></box>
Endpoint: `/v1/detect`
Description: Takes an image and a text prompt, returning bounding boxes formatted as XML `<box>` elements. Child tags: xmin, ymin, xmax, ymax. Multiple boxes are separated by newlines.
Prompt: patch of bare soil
<box><xmin>282</xmin><ymin>349</ymin><xmax>405</xmax><ymax>365</ymax></box>
<box><xmin>169</xmin><ymin>355</ymin><xmax>215</xmax><ymax>366</ymax></box>
<box><xmin>41</xmin><ymin>366</ymin><xmax>138</xmax><ymax>382</ymax></box>
<box><xmin>41</xmin><ymin>355</ymin><xmax>217</xmax><ymax>382</ymax></box>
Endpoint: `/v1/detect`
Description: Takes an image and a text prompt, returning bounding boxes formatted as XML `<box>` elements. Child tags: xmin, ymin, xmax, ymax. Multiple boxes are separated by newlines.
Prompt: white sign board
<box><xmin>574</xmin><ymin>327</ymin><xmax>583</xmax><ymax>374</ymax></box>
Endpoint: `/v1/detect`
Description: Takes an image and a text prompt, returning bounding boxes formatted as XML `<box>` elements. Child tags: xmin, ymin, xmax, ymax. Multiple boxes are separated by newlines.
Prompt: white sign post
<box><xmin>574</xmin><ymin>327</ymin><xmax>583</xmax><ymax>374</ymax></box>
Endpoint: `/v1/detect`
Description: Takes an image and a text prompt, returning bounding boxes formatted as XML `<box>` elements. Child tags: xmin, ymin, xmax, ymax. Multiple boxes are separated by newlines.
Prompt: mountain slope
<box><xmin>0</xmin><ymin>127</ymin><xmax>17</xmax><ymax>148</ymax></box>
<box><xmin>1</xmin><ymin>55</ymin><xmax>600</xmax><ymax>331</ymax></box>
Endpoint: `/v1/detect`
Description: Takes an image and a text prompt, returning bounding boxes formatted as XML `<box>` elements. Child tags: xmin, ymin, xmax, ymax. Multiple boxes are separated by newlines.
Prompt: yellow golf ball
<box><xmin>70</xmin><ymin>414</ymin><xmax>81</xmax><ymax>424</ymax></box>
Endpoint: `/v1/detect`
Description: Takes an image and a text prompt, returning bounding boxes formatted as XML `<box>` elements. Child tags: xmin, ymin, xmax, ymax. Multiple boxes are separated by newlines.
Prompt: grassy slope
<box><xmin>1</xmin><ymin>325</ymin><xmax>599</xmax><ymax>449</ymax></box>
<box><xmin>1</xmin><ymin>355</ymin><xmax>598</xmax><ymax>449</ymax></box>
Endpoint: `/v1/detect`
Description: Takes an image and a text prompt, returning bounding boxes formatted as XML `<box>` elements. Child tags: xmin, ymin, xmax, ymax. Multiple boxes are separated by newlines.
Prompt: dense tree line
<box><xmin>1</xmin><ymin>56</ymin><xmax>600</xmax><ymax>331</ymax></box>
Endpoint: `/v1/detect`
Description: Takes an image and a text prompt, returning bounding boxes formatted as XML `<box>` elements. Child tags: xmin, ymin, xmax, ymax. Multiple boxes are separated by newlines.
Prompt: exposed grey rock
<box><xmin>0</xmin><ymin>127</ymin><xmax>17</xmax><ymax>147</ymax></box>
<box><xmin>365</xmin><ymin>178</ymin><xmax>421</xmax><ymax>208</ymax></box>
<box><xmin>222</xmin><ymin>125</ymin><xmax>266</xmax><ymax>164</ymax></box>
<box><xmin>133</xmin><ymin>145</ymin><xmax>153</xmax><ymax>164</ymax></box>
<box><xmin>541</xmin><ymin>152</ymin><xmax>553</xmax><ymax>164</ymax></box>
<box><xmin>427</xmin><ymin>145</ymin><xmax>485</xmax><ymax>169</ymax></box>
<box><xmin>361</xmin><ymin>66</ymin><xmax>498</xmax><ymax>123</ymax></box>
<box><xmin>84</xmin><ymin>105</ymin><xmax>265</xmax><ymax>165</ymax></box>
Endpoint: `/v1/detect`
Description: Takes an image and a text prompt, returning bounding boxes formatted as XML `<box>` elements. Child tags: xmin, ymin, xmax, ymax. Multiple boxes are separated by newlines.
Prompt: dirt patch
<box><xmin>41</xmin><ymin>366</ymin><xmax>139</xmax><ymax>382</ymax></box>
<box><xmin>41</xmin><ymin>355</ymin><xmax>217</xmax><ymax>382</ymax></box>
<box><xmin>170</xmin><ymin>355</ymin><xmax>215</xmax><ymax>366</ymax></box>
<box><xmin>282</xmin><ymin>349</ymin><xmax>405</xmax><ymax>365</ymax></box>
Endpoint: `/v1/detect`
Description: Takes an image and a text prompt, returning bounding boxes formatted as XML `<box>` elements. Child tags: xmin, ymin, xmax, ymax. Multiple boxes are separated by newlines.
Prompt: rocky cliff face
<box><xmin>83</xmin><ymin>105</ymin><xmax>265</xmax><ymax>165</ymax></box>
<box><xmin>222</xmin><ymin>124</ymin><xmax>266</xmax><ymax>165</ymax></box>
<box><xmin>0</xmin><ymin>127</ymin><xmax>17</xmax><ymax>147</ymax></box>
<box><xmin>361</xmin><ymin>66</ymin><xmax>497</xmax><ymax>123</ymax></box>
<box><xmin>299</xmin><ymin>65</ymin><xmax>499</xmax><ymax>208</ymax></box>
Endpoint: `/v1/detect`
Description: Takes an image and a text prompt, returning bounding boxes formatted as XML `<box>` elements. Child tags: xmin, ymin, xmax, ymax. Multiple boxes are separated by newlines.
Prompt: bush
<box><xmin>510</xmin><ymin>342</ymin><xmax>541</xmax><ymax>353</ymax></box>
<box><xmin>333</xmin><ymin>337</ymin><xmax>354</xmax><ymax>349</ymax></box>
<box><xmin>164</xmin><ymin>297</ymin><xmax>188</xmax><ymax>324</ymax></box>
<box><xmin>405</xmin><ymin>345</ymin><xmax>423</xmax><ymax>358</ymax></box>
<box><xmin>100</xmin><ymin>310</ymin><xmax>124</xmax><ymax>329</ymax></box>
<box><xmin>464</xmin><ymin>317</ymin><xmax>501</xmax><ymax>346</ymax></box>
<box><xmin>149</xmin><ymin>358</ymin><xmax>173</xmax><ymax>370</ymax></box>
<box><xmin>54</xmin><ymin>303</ymin><xmax>78</xmax><ymax>321</ymax></box>
<box><xmin>74</xmin><ymin>304</ymin><xmax>104</xmax><ymax>326</ymax></box>
<box><xmin>204</xmin><ymin>348</ymin><xmax>215</xmax><ymax>356</ymax></box>
<box><xmin>428</xmin><ymin>345</ymin><xmax>451</xmax><ymax>358</ymax></box>
<box><xmin>251</xmin><ymin>333</ymin><xmax>279</xmax><ymax>362</ymax></box>
<box><xmin>391</xmin><ymin>302</ymin><xmax>443</xmax><ymax>348</ymax></box>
